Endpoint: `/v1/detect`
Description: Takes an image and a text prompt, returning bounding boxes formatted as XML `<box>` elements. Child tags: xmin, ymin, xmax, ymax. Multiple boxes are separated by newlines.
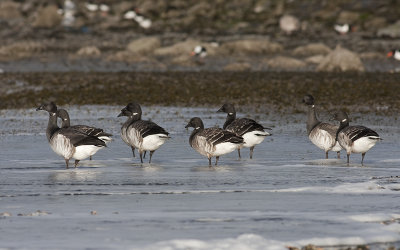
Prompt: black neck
<box><xmin>223</xmin><ymin>113</ymin><xmax>236</xmax><ymax>129</ymax></box>
<box><xmin>335</xmin><ymin>120</ymin><xmax>349</xmax><ymax>141</ymax></box>
<box><xmin>46</xmin><ymin>112</ymin><xmax>59</xmax><ymax>142</ymax></box>
<box><xmin>189</xmin><ymin>128</ymin><xmax>202</xmax><ymax>147</ymax></box>
<box><xmin>61</xmin><ymin>119</ymin><xmax>70</xmax><ymax>128</ymax></box>
<box><xmin>306</xmin><ymin>105</ymin><xmax>320</xmax><ymax>135</ymax></box>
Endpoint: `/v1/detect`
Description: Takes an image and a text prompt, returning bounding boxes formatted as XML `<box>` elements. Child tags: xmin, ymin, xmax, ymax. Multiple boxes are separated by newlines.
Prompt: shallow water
<box><xmin>1</xmin><ymin>106</ymin><xmax>400</xmax><ymax>249</ymax></box>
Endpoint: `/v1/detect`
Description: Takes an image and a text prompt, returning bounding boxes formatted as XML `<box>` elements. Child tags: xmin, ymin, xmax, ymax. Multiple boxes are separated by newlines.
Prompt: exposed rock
<box><xmin>292</xmin><ymin>43</ymin><xmax>331</xmax><ymax>56</ymax></box>
<box><xmin>32</xmin><ymin>5</ymin><xmax>62</xmax><ymax>28</ymax></box>
<box><xmin>0</xmin><ymin>41</ymin><xmax>43</xmax><ymax>61</ymax></box>
<box><xmin>0</xmin><ymin>1</ymin><xmax>21</xmax><ymax>20</ymax></box>
<box><xmin>220</xmin><ymin>39</ymin><xmax>283</xmax><ymax>55</ymax></box>
<box><xmin>336</xmin><ymin>11</ymin><xmax>359</xmax><ymax>24</ymax></box>
<box><xmin>0</xmin><ymin>212</ymin><xmax>12</xmax><ymax>217</ymax></box>
<box><xmin>364</xmin><ymin>17</ymin><xmax>387</xmax><ymax>32</ymax></box>
<box><xmin>107</xmin><ymin>51</ymin><xmax>150</xmax><ymax>63</ymax></box>
<box><xmin>360</xmin><ymin>52</ymin><xmax>385</xmax><ymax>60</ymax></box>
<box><xmin>305</xmin><ymin>55</ymin><xmax>325</xmax><ymax>64</ymax></box>
<box><xmin>223</xmin><ymin>62</ymin><xmax>251</xmax><ymax>71</ymax></box>
<box><xmin>377</xmin><ymin>20</ymin><xmax>400</xmax><ymax>38</ymax></box>
<box><xmin>76</xmin><ymin>46</ymin><xmax>101</xmax><ymax>57</ymax></box>
<box><xmin>266</xmin><ymin>56</ymin><xmax>306</xmax><ymax>69</ymax></box>
<box><xmin>127</xmin><ymin>37</ymin><xmax>161</xmax><ymax>55</ymax></box>
<box><xmin>279</xmin><ymin>14</ymin><xmax>300</xmax><ymax>34</ymax></box>
<box><xmin>317</xmin><ymin>45</ymin><xmax>365</xmax><ymax>72</ymax></box>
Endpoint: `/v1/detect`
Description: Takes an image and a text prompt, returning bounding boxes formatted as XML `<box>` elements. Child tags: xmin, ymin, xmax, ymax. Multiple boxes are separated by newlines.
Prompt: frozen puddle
<box><xmin>0</xmin><ymin>105</ymin><xmax>400</xmax><ymax>249</ymax></box>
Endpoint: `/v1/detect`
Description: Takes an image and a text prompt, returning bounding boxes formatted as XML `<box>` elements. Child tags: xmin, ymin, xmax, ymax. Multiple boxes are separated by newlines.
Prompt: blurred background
<box><xmin>1</xmin><ymin>0</ymin><xmax>400</xmax><ymax>72</ymax></box>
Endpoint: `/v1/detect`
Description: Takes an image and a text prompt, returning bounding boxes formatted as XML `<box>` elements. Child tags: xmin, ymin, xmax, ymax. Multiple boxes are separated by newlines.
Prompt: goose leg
<box><xmin>65</xmin><ymin>159</ymin><xmax>69</xmax><ymax>169</ymax></box>
<box><xmin>149</xmin><ymin>151</ymin><xmax>154</xmax><ymax>163</ymax></box>
<box><xmin>325</xmin><ymin>151</ymin><xmax>328</xmax><ymax>159</ymax></box>
<box><xmin>238</xmin><ymin>149</ymin><xmax>241</xmax><ymax>159</ymax></box>
<box><xmin>337</xmin><ymin>151</ymin><xmax>340</xmax><ymax>159</ymax></box>
<box><xmin>139</xmin><ymin>150</ymin><xmax>144</xmax><ymax>163</ymax></box>
<box><xmin>215</xmin><ymin>156</ymin><xmax>219</xmax><ymax>166</ymax></box>
<box><xmin>361</xmin><ymin>153</ymin><xmax>366</xmax><ymax>166</ymax></box>
<box><xmin>208</xmin><ymin>157</ymin><xmax>212</xmax><ymax>167</ymax></box>
<box><xmin>144</xmin><ymin>151</ymin><xmax>147</xmax><ymax>159</ymax></box>
<box><xmin>90</xmin><ymin>156</ymin><xmax>92</xmax><ymax>160</ymax></box>
<box><xmin>131</xmin><ymin>146</ymin><xmax>135</xmax><ymax>158</ymax></box>
<box><xmin>74</xmin><ymin>160</ymin><xmax>80</xmax><ymax>168</ymax></box>
<box><xmin>250</xmin><ymin>146</ymin><xmax>255</xmax><ymax>159</ymax></box>
<box><xmin>347</xmin><ymin>153</ymin><xmax>350</xmax><ymax>165</ymax></box>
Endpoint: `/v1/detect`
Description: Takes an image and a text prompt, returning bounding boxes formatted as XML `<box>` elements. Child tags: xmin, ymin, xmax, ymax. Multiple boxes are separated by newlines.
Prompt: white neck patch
<box><xmin>133</xmin><ymin>113</ymin><xmax>138</xmax><ymax>115</ymax></box>
<box><xmin>228</xmin><ymin>113</ymin><xmax>234</xmax><ymax>115</ymax></box>
<box><xmin>195</xmin><ymin>127</ymin><xmax>200</xmax><ymax>130</ymax></box>
<box><xmin>342</xmin><ymin>118</ymin><xmax>347</xmax><ymax>122</ymax></box>
<box><xmin>50</xmin><ymin>112</ymin><xmax>56</xmax><ymax>116</ymax></box>
<box><xmin>312</xmin><ymin>105</ymin><xmax>315</xmax><ymax>108</ymax></box>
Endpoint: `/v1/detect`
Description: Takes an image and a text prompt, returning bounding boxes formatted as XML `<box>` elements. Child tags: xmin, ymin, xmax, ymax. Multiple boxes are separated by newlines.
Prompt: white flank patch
<box><xmin>213</xmin><ymin>142</ymin><xmax>240</xmax><ymax>156</ymax></box>
<box><xmin>141</xmin><ymin>134</ymin><xmax>169</xmax><ymax>151</ymax></box>
<box><xmin>73</xmin><ymin>145</ymin><xmax>104</xmax><ymax>160</ymax></box>
<box><xmin>352</xmin><ymin>137</ymin><xmax>378</xmax><ymax>153</ymax></box>
<box><xmin>242</xmin><ymin>131</ymin><xmax>269</xmax><ymax>148</ymax></box>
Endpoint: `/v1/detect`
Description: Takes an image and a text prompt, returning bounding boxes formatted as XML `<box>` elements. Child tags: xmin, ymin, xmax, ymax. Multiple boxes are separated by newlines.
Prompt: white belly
<box><xmin>50</xmin><ymin>134</ymin><xmax>74</xmax><ymax>159</ymax></box>
<box><xmin>72</xmin><ymin>145</ymin><xmax>104</xmax><ymax>160</ymax></box>
<box><xmin>351</xmin><ymin>137</ymin><xmax>378</xmax><ymax>153</ymax></box>
<box><xmin>212</xmin><ymin>142</ymin><xmax>241</xmax><ymax>157</ymax></box>
<box><xmin>242</xmin><ymin>131</ymin><xmax>269</xmax><ymax>148</ymax></box>
<box><xmin>141</xmin><ymin>134</ymin><xmax>169</xmax><ymax>151</ymax></box>
<box><xmin>309</xmin><ymin>129</ymin><xmax>338</xmax><ymax>152</ymax></box>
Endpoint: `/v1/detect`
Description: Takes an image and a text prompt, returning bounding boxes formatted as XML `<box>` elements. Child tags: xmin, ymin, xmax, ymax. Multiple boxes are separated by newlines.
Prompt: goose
<box><xmin>387</xmin><ymin>50</ymin><xmax>400</xmax><ymax>61</ymax></box>
<box><xmin>302</xmin><ymin>94</ymin><xmax>342</xmax><ymax>159</ymax></box>
<box><xmin>332</xmin><ymin>110</ymin><xmax>380</xmax><ymax>165</ymax></box>
<box><xmin>185</xmin><ymin>117</ymin><xmax>244</xmax><ymax>166</ymax></box>
<box><xmin>36</xmin><ymin>102</ymin><xmax>106</xmax><ymax>168</ymax></box>
<box><xmin>217</xmin><ymin>103</ymin><xmax>271</xmax><ymax>159</ymax></box>
<box><xmin>118</xmin><ymin>103</ymin><xmax>169</xmax><ymax>163</ymax></box>
<box><xmin>57</xmin><ymin>109</ymin><xmax>112</xmax><ymax>160</ymax></box>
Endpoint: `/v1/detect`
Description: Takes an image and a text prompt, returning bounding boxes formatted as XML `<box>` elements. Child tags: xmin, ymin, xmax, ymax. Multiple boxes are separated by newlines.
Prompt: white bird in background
<box><xmin>99</xmin><ymin>4</ymin><xmax>110</xmax><ymax>13</ymax></box>
<box><xmin>123</xmin><ymin>9</ymin><xmax>152</xmax><ymax>29</ymax></box>
<box><xmin>62</xmin><ymin>0</ymin><xmax>76</xmax><ymax>27</ymax></box>
<box><xmin>85</xmin><ymin>2</ymin><xmax>98</xmax><ymax>12</ymax></box>
<box><xmin>191</xmin><ymin>46</ymin><xmax>207</xmax><ymax>58</ymax></box>
<box><xmin>334</xmin><ymin>23</ymin><xmax>355</xmax><ymax>34</ymax></box>
<box><xmin>387</xmin><ymin>50</ymin><xmax>400</xmax><ymax>61</ymax></box>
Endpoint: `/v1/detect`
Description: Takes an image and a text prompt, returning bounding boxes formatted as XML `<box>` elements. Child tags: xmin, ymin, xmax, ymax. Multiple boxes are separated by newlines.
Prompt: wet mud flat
<box><xmin>0</xmin><ymin>105</ymin><xmax>400</xmax><ymax>249</ymax></box>
<box><xmin>1</xmin><ymin>72</ymin><xmax>400</xmax><ymax>115</ymax></box>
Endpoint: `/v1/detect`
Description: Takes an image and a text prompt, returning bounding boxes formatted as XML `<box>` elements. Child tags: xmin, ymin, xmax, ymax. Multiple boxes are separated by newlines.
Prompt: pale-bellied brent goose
<box><xmin>57</xmin><ymin>108</ymin><xmax>112</xmax><ymax>160</ymax></box>
<box><xmin>302</xmin><ymin>94</ymin><xmax>342</xmax><ymax>159</ymax></box>
<box><xmin>36</xmin><ymin>102</ymin><xmax>106</xmax><ymax>168</ymax></box>
<box><xmin>332</xmin><ymin>110</ymin><xmax>380</xmax><ymax>165</ymax></box>
<box><xmin>217</xmin><ymin>103</ymin><xmax>271</xmax><ymax>159</ymax></box>
<box><xmin>185</xmin><ymin>117</ymin><xmax>244</xmax><ymax>166</ymax></box>
<box><xmin>118</xmin><ymin>103</ymin><xmax>169</xmax><ymax>163</ymax></box>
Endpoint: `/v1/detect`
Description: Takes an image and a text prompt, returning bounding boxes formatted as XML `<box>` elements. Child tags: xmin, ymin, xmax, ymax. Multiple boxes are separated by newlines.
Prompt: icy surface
<box><xmin>0</xmin><ymin>106</ymin><xmax>400</xmax><ymax>249</ymax></box>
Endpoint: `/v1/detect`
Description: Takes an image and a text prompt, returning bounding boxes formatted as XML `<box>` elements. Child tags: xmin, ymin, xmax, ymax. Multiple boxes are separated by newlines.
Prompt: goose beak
<box><xmin>184</xmin><ymin>123</ymin><xmax>190</xmax><ymax>128</ymax></box>
<box><xmin>217</xmin><ymin>107</ymin><xmax>224</xmax><ymax>113</ymax></box>
<box><xmin>36</xmin><ymin>105</ymin><xmax>44</xmax><ymax>111</ymax></box>
<box><xmin>117</xmin><ymin>111</ymin><xmax>124</xmax><ymax>117</ymax></box>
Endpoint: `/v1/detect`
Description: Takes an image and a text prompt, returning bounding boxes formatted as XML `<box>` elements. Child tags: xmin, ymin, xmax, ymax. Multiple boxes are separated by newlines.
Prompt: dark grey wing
<box><xmin>71</xmin><ymin>125</ymin><xmax>112</xmax><ymax>137</ymax></box>
<box><xmin>133</xmin><ymin>120</ymin><xmax>169</xmax><ymax>138</ymax></box>
<box><xmin>345</xmin><ymin>125</ymin><xmax>380</xmax><ymax>142</ymax></box>
<box><xmin>201</xmin><ymin>128</ymin><xmax>244</xmax><ymax>145</ymax></box>
<box><xmin>58</xmin><ymin>128</ymin><xmax>106</xmax><ymax>147</ymax></box>
<box><xmin>317</xmin><ymin>122</ymin><xmax>339</xmax><ymax>136</ymax></box>
<box><xmin>226</xmin><ymin>118</ymin><xmax>264</xmax><ymax>136</ymax></box>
